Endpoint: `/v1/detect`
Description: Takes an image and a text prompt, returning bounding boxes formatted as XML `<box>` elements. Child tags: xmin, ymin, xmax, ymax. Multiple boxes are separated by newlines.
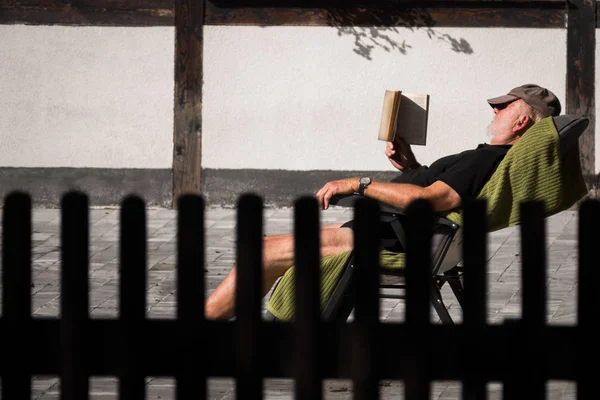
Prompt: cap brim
<box><xmin>487</xmin><ymin>94</ymin><xmax>519</xmax><ymax>107</ymax></box>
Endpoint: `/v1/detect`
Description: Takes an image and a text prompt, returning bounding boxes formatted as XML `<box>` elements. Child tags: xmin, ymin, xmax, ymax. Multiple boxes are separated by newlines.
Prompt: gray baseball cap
<box><xmin>487</xmin><ymin>84</ymin><xmax>561</xmax><ymax>117</ymax></box>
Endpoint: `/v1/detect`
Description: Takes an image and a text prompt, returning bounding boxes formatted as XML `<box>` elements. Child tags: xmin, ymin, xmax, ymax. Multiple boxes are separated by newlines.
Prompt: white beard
<box><xmin>486</xmin><ymin>123</ymin><xmax>498</xmax><ymax>139</ymax></box>
<box><xmin>487</xmin><ymin>117</ymin><xmax>513</xmax><ymax>139</ymax></box>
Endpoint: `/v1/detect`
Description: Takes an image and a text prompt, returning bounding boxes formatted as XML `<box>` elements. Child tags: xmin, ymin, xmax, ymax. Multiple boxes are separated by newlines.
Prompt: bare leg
<box><xmin>205</xmin><ymin>223</ymin><xmax>353</xmax><ymax>320</ymax></box>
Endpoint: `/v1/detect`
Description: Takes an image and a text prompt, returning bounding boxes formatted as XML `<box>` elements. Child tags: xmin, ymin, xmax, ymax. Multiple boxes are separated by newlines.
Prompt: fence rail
<box><xmin>0</xmin><ymin>190</ymin><xmax>598</xmax><ymax>399</ymax></box>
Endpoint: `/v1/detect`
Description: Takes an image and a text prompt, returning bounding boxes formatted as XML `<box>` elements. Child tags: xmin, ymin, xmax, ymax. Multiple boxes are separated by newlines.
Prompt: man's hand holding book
<box><xmin>385</xmin><ymin>136</ymin><xmax>421</xmax><ymax>172</ymax></box>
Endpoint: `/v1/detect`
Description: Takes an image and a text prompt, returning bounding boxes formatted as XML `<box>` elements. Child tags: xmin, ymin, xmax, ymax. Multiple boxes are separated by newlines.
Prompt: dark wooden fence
<box><xmin>0</xmin><ymin>190</ymin><xmax>598</xmax><ymax>399</ymax></box>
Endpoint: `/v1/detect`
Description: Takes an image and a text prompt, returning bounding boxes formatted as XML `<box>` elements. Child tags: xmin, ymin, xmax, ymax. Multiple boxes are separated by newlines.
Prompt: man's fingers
<box><xmin>317</xmin><ymin>192</ymin><xmax>327</xmax><ymax>210</ymax></box>
<box><xmin>394</xmin><ymin>137</ymin><xmax>409</xmax><ymax>151</ymax></box>
<box><xmin>316</xmin><ymin>183</ymin><xmax>333</xmax><ymax>210</ymax></box>
<box><xmin>316</xmin><ymin>184</ymin><xmax>333</xmax><ymax>210</ymax></box>
<box><xmin>323</xmin><ymin>192</ymin><xmax>331</xmax><ymax>210</ymax></box>
<box><xmin>315</xmin><ymin>181</ymin><xmax>350</xmax><ymax>210</ymax></box>
<box><xmin>385</xmin><ymin>142</ymin><xmax>396</xmax><ymax>158</ymax></box>
<box><xmin>315</xmin><ymin>186</ymin><xmax>326</xmax><ymax>209</ymax></box>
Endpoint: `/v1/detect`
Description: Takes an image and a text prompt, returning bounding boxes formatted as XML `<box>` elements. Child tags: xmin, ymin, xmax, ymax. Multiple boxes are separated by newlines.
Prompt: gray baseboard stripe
<box><xmin>0</xmin><ymin>168</ymin><xmax>172</xmax><ymax>208</ymax></box>
<box><xmin>201</xmin><ymin>168</ymin><xmax>401</xmax><ymax>208</ymax></box>
<box><xmin>0</xmin><ymin>168</ymin><xmax>596</xmax><ymax>209</ymax></box>
<box><xmin>202</xmin><ymin>169</ymin><xmax>600</xmax><ymax>209</ymax></box>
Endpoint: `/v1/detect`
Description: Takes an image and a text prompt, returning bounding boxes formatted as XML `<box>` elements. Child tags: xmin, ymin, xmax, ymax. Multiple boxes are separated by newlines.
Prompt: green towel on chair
<box><xmin>266</xmin><ymin>116</ymin><xmax>587</xmax><ymax>321</ymax></box>
<box><xmin>441</xmin><ymin>116</ymin><xmax>587</xmax><ymax>230</ymax></box>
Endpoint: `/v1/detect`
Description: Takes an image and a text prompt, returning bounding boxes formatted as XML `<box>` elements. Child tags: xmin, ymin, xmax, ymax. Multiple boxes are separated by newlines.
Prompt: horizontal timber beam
<box><xmin>204</xmin><ymin>4</ymin><xmax>566</xmax><ymax>27</ymax></box>
<box><xmin>0</xmin><ymin>0</ymin><xmax>568</xmax><ymax>27</ymax></box>
<box><xmin>209</xmin><ymin>0</ymin><xmax>567</xmax><ymax>6</ymax></box>
<box><xmin>0</xmin><ymin>0</ymin><xmax>174</xmax><ymax>26</ymax></box>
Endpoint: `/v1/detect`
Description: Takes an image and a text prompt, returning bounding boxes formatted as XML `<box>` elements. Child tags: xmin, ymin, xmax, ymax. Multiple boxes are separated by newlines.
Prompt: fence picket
<box><xmin>404</xmin><ymin>198</ymin><xmax>434</xmax><ymax>400</ymax></box>
<box><xmin>521</xmin><ymin>201</ymin><xmax>547</xmax><ymax>331</ymax></box>
<box><xmin>176</xmin><ymin>194</ymin><xmax>206</xmax><ymax>399</ymax></box>
<box><xmin>577</xmin><ymin>198</ymin><xmax>600</xmax><ymax>399</ymax></box>
<box><xmin>60</xmin><ymin>191</ymin><xmax>90</xmax><ymax>400</ymax></box>
<box><xmin>522</xmin><ymin>201</ymin><xmax>547</xmax><ymax>400</ymax></box>
<box><xmin>462</xmin><ymin>199</ymin><xmax>488</xmax><ymax>400</ymax></box>
<box><xmin>352</xmin><ymin>197</ymin><xmax>381</xmax><ymax>400</ymax></box>
<box><xmin>235</xmin><ymin>194</ymin><xmax>263</xmax><ymax>400</ymax></box>
<box><xmin>1</xmin><ymin>191</ymin><xmax>32</xmax><ymax>399</ymax></box>
<box><xmin>503</xmin><ymin>201</ymin><xmax>547</xmax><ymax>400</ymax></box>
<box><xmin>119</xmin><ymin>195</ymin><xmax>147</xmax><ymax>400</ymax></box>
<box><xmin>294</xmin><ymin>196</ymin><xmax>322</xmax><ymax>400</ymax></box>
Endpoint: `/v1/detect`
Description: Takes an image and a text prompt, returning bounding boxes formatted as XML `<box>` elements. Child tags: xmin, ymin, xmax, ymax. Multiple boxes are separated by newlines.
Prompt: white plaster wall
<box><xmin>0</xmin><ymin>25</ymin><xmax>174</xmax><ymax>168</ymax></box>
<box><xmin>0</xmin><ymin>25</ymin><xmax>567</xmax><ymax>171</ymax></box>
<box><xmin>203</xmin><ymin>26</ymin><xmax>567</xmax><ymax>171</ymax></box>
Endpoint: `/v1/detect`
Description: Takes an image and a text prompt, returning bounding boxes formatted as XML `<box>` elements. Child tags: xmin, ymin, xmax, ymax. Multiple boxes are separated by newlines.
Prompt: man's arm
<box><xmin>363</xmin><ymin>180</ymin><xmax>461</xmax><ymax>212</ymax></box>
<box><xmin>316</xmin><ymin>178</ymin><xmax>461</xmax><ymax>212</ymax></box>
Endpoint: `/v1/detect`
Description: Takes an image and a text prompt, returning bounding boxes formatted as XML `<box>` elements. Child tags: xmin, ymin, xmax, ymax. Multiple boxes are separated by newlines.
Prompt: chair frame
<box><xmin>376</xmin><ymin>204</ymin><xmax>464</xmax><ymax>324</ymax></box>
<box><xmin>325</xmin><ymin>195</ymin><xmax>464</xmax><ymax>324</ymax></box>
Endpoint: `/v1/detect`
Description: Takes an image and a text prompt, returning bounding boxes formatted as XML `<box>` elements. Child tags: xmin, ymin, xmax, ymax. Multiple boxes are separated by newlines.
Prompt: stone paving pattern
<box><xmin>0</xmin><ymin>205</ymin><xmax>581</xmax><ymax>399</ymax></box>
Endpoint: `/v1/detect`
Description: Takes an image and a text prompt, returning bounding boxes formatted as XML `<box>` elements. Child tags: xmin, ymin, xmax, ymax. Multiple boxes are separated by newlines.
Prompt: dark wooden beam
<box><xmin>204</xmin><ymin>4</ymin><xmax>566</xmax><ymax>27</ymax></box>
<box><xmin>567</xmin><ymin>0</ymin><xmax>596</xmax><ymax>195</ymax></box>
<box><xmin>172</xmin><ymin>0</ymin><xmax>204</xmax><ymax>206</ymax></box>
<box><xmin>0</xmin><ymin>0</ymin><xmax>174</xmax><ymax>26</ymax></box>
<box><xmin>210</xmin><ymin>0</ymin><xmax>566</xmax><ymax>6</ymax></box>
<box><xmin>1</xmin><ymin>0</ymin><xmax>567</xmax><ymax>27</ymax></box>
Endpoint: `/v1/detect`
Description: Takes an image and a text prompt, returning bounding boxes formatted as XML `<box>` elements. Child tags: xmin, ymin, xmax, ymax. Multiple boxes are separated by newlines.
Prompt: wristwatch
<box><xmin>358</xmin><ymin>177</ymin><xmax>372</xmax><ymax>195</ymax></box>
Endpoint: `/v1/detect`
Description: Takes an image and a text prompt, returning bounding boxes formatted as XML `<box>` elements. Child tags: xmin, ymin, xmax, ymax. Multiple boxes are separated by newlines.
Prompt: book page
<box><xmin>396</xmin><ymin>93</ymin><xmax>429</xmax><ymax>146</ymax></box>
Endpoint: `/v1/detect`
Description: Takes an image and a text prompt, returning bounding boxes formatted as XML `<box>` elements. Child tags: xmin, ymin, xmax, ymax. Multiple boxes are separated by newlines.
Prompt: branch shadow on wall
<box><xmin>324</xmin><ymin>8</ymin><xmax>473</xmax><ymax>60</ymax></box>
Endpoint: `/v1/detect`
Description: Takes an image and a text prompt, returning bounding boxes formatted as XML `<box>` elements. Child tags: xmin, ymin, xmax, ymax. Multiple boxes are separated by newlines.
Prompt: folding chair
<box><xmin>320</xmin><ymin>197</ymin><xmax>462</xmax><ymax>324</ymax></box>
<box><xmin>265</xmin><ymin>115</ymin><xmax>589</xmax><ymax>324</ymax></box>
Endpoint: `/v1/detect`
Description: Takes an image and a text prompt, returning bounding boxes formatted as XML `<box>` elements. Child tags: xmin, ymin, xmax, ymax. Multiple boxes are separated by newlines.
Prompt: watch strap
<box><xmin>358</xmin><ymin>177</ymin><xmax>371</xmax><ymax>195</ymax></box>
<box><xmin>358</xmin><ymin>181</ymin><xmax>365</xmax><ymax>195</ymax></box>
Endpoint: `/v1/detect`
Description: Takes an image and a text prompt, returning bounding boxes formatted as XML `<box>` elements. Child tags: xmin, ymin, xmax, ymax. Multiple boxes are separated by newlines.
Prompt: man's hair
<box><xmin>521</xmin><ymin>101</ymin><xmax>547</xmax><ymax>124</ymax></box>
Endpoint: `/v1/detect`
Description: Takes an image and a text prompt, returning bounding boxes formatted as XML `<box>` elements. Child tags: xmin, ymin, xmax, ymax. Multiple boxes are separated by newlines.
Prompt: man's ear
<box><xmin>513</xmin><ymin>115</ymin><xmax>531</xmax><ymax>133</ymax></box>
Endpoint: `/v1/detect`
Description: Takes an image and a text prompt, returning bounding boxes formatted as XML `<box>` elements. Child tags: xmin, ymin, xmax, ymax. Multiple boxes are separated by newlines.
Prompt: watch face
<box><xmin>360</xmin><ymin>177</ymin><xmax>371</xmax><ymax>185</ymax></box>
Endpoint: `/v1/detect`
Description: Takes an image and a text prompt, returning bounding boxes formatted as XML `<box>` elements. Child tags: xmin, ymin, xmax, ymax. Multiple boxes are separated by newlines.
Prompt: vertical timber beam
<box><xmin>173</xmin><ymin>0</ymin><xmax>204</xmax><ymax>207</ymax></box>
<box><xmin>567</xmin><ymin>0</ymin><xmax>596</xmax><ymax>196</ymax></box>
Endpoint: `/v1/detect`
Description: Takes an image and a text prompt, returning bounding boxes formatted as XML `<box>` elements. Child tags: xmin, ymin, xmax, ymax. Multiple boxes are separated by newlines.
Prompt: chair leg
<box><xmin>430</xmin><ymin>284</ymin><xmax>454</xmax><ymax>325</ymax></box>
<box><xmin>321</xmin><ymin>254</ymin><xmax>357</xmax><ymax>323</ymax></box>
<box><xmin>445</xmin><ymin>270</ymin><xmax>465</xmax><ymax>309</ymax></box>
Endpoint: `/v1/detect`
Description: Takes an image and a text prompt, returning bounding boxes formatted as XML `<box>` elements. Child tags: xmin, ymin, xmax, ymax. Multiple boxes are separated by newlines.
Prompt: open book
<box><xmin>377</xmin><ymin>90</ymin><xmax>430</xmax><ymax>145</ymax></box>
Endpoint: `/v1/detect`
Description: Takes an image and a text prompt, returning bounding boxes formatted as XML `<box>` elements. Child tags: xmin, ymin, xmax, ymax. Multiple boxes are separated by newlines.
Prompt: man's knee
<box><xmin>262</xmin><ymin>233</ymin><xmax>295</xmax><ymax>267</ymax></box>
<box><xmin>320</xmin><ymin>226</ymin><xmax>354</xmax><ymax>256</ymax></box>
<box><xmin>261</xmin><ymin>224</ymin><xmax>353</xmax><ymax>263</ymax></box>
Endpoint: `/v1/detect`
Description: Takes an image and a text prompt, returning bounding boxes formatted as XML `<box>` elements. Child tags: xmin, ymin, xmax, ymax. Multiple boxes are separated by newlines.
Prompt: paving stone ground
<box><xmin>0</xmin><ymin>205</ymin><xmax>582</xmax><ymax>399</ymax></box>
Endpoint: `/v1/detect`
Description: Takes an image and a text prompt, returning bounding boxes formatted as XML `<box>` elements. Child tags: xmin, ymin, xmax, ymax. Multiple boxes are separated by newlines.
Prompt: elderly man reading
<box><xmin>205</xmin><ymin>83</ymin><xmax>562</xmax><ymax>320</ymax></box>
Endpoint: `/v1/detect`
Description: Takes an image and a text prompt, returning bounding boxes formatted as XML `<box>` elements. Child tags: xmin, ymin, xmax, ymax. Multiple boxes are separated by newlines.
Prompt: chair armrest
<box><xmin>329</xmin><ymin>194</ymin><xmax>407</xmax><ymax>215</ymax></box>
<box><xmin>329</xmin><ymin>194</ymin><xmax>460</xmax><ymax>259</ymax></box>
<box><xmin>329</xmin><ymin>194</ymin><xmax>459</xmax><ymax>229</ymax></box>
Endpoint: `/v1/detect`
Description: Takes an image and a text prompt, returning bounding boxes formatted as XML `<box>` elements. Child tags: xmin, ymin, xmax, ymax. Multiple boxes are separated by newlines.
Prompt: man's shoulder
<box><xmin>474</xmin><ymin>143</ymin><xmax>512</xmax><ymax>154</ymax></box>
<box><xmin>451</xmin><ymin>143</ymin><xmax>510</xmax><ymax>158</ymax></box>
<box><xmin>476</xmin><ymin>143</ymin><xmax>512</xmax><ymax>150</ymax></box>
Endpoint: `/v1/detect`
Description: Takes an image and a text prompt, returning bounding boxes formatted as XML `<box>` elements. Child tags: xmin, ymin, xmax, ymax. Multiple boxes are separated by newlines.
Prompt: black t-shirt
<box><xmin>391</xmin><ymin>143</ymin><xmax>512</xmax><ymax>200</ymax></box>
